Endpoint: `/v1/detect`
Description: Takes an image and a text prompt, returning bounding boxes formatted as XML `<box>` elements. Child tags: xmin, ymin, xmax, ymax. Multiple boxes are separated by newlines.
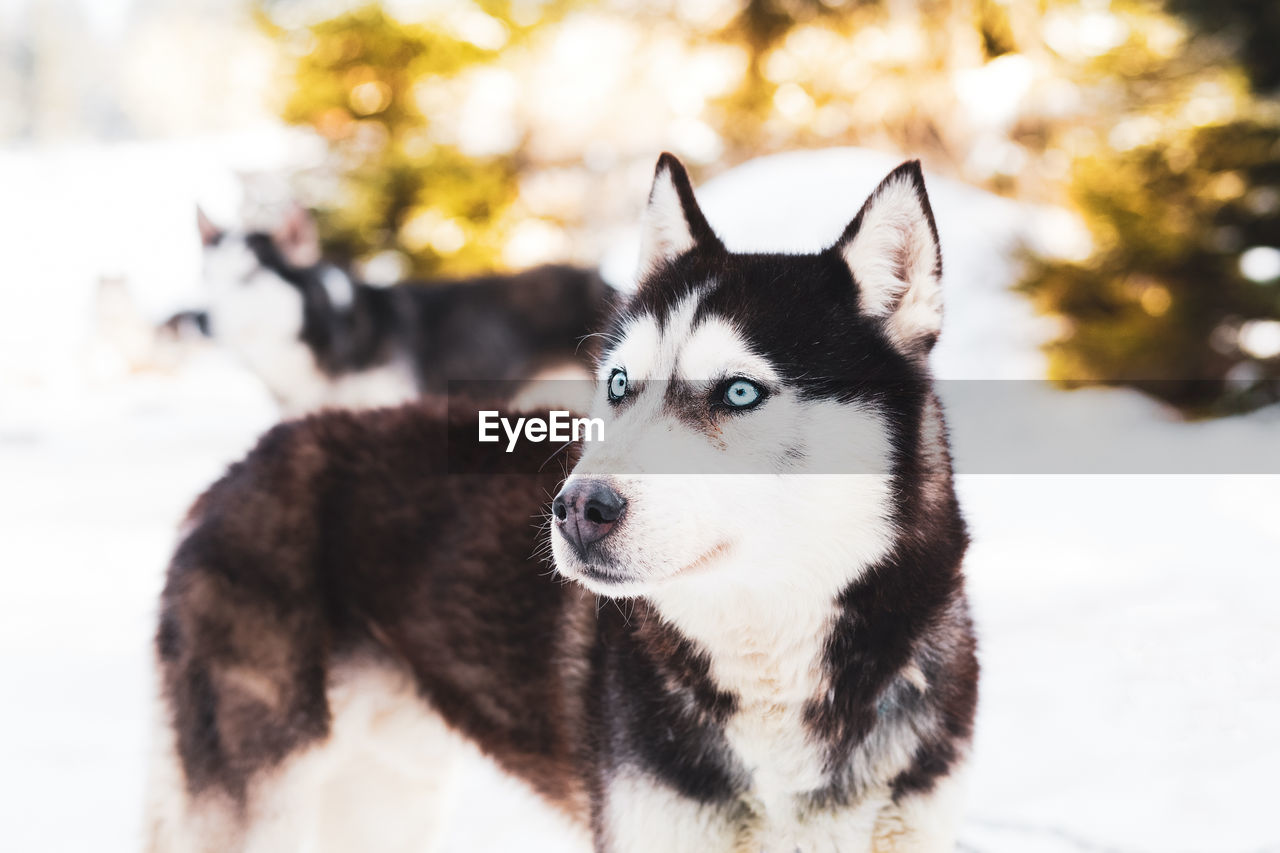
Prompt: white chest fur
<box><xmin>643</xmin><ymin>541</ymin><xmax>949</xmax><ymax>853</ymax></box>
<box><xmin>651</xmin><ymin>575</ymin><xmax>838</xmax><ymax>822</ymax></box>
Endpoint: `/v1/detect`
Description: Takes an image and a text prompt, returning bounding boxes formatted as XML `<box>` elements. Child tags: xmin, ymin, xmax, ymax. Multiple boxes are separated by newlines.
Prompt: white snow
<box><xmin>1</xmin><ymin>143</ymin><xmax>1277</xmax><ymax>852</ymax></box>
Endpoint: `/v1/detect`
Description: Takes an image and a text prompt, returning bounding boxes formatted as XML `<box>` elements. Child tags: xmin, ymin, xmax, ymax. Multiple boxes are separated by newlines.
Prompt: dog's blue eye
<box><xmin>608</xmin><ymin>368</ymin><xmax>628</xmax><ymax>402</ymax></box>
<box><xmin>723</xmin><ymin>379</ymin><xmax>762</xmax><ymax>408</ymax></box>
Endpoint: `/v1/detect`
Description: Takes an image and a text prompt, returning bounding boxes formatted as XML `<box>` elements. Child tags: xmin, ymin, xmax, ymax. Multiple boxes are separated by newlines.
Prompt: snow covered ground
<box><xmin>1</xmin><ymin>144</ymin><xmax>1278</xmax><ymax>852</ymax></box>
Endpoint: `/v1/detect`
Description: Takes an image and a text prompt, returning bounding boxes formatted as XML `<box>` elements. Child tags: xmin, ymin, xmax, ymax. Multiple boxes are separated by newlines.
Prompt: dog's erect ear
<box><xmin>835</xmin><ymin>161</ymin><xmax>943</xmax><ymax>351</ymax></box>
<box><xmin>273</xmin><ymin>202</ymin><xmax>321</xmax><ymax>268</ymax></box>
<box><xmin>196</xmin><ymin>206</ymin><xmax>223</xmax><ymax>248</ymax></box>
<box><xmin>637</xmin><ymin>153</ymin><xmax>721</xmax><ymax>277</ymax></box>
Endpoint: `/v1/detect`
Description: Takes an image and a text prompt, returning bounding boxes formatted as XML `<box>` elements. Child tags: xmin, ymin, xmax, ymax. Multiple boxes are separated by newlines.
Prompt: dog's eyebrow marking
<box><xmin>600</xmin><ymin>313</ymin><xmax>660</xmax><ymax>380</ymax></box>
<box><xmin>676</xmin><ymin>316</ymin><xmax>778</xmax><ymax>384</ymax></box>
<box><xmin>653</xmin><ymin>292</ymin><xmax>707</xmax><ymax>378</ymax></box>
<box><xmin>604</xmin><ymin>291</ymin><xmax>705</xmax><ymax>382</ymax></box>
<box><xmin>604</xmin><ymin>291</ymin><xmax>781</xmax><ymax>390</ymax></box>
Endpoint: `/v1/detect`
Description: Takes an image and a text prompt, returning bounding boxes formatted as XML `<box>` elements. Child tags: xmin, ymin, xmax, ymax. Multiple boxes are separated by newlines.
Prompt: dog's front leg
<box><xmin>871</xmin><ymin>768</ymin><xmax>968</xmax><ymax>852</ymax></box>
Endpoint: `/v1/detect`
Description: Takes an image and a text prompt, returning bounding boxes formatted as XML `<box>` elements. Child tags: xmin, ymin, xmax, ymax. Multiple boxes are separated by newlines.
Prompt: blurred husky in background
<box><xmin>169</xmin><ymin>205</ymin><xmax>615</xmax><ymax>416</ymax></box>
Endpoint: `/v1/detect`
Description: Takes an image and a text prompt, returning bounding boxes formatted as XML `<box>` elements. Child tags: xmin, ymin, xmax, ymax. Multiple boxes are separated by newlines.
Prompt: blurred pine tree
<box><xmin>1016</xmin><ymin>5</ymin><xmax>1280</xmax><ymax>415</ymax></box>
<box><xmin>1168</xmin><ymin>0</ymin><xmax>1280</xmax><ymax>92</ymax></box>
<box><xmin>260</xmin><ymin>3</ymin><xmax>572</xmax><ymax>277</ymax></box>
<box><xmin>1020</xmin><ymin>119</ymin><xmax>1280</xmax><ymax>414</ymax></box>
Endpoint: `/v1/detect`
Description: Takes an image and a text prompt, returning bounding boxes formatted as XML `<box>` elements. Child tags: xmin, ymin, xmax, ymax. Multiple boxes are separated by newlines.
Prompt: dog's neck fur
<box><xmin>647</xmin><ymin>566</ymin><xmax>846</xmax><ymax>707</ymax></box>
<box><xmin>615</xmin><ymin>427</ymin><xmax>961</xmax><ymax>814</ymax></box>
<box><xmin>639</xmin><ymin>465</ymin><xmax>903</xmax><ymax>709</ymax></box>
<box><xmin>639</xmin><ymin>546</ymin><xmax>887</xmax><ymax>814</ymax></box>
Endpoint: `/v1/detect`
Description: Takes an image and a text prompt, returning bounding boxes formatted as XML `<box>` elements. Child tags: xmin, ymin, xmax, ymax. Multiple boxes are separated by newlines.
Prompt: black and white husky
<box><xmin>175</xmin><ymin>209</ymin><xmax>614</xmax><ymax>416</ymax></box>
<box><xmin>147</xmin><ymin>155</ymin><xmax>977</xmax><ymax>852</ymax></box>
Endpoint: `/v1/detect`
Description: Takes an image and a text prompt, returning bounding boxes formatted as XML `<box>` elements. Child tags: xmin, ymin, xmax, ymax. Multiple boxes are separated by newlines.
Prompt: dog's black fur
<box><xmin>155</xmin><ymin>402</ymin><xmax>595</xmax><ymax>810</ymax></box>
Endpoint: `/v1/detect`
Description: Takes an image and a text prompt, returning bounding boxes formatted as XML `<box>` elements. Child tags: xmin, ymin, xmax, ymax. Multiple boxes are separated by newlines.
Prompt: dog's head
<box><xmin>195</xmin><ymin>206</ymin><xmax>355</xmax><ymax>384</ymax></box>
<box><xmin>551</xmin><ymin>154</ymin><xmax>948</xmax><ymax>599</ymax></box>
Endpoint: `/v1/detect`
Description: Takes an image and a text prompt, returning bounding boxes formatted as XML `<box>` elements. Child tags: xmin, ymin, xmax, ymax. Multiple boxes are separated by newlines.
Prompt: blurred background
<box><xmin>0</xmin><ymin>1</ymin><xmax>1278</xmax><ymax>851</ymax></box>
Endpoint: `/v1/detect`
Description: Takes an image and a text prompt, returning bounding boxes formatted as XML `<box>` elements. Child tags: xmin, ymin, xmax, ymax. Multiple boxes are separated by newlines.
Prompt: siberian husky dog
<box><xmin>147</xmin><ymin>154</ymin><xmax>977</xmax><ymax>852</ymax></box>
<box><xmin>179</xmin><ymin>208</ymin><xmax>614</xmax><ymax>416</ymax></box>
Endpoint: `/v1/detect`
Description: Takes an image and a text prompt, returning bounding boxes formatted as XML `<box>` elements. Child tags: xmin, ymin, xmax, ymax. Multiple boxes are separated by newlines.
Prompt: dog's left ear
<box><xmin>196</xmin><ymin>206</ymin><xmax>223</xmax><ymax>248</ymax></box>
<box><xmin>835</xmin><ymin>161</ymin><xmax>943</xmax><ymax>352</ymax></box>
<box><xmin>637</xmin><ymin>153</ymin><xmax>722</xmax><ymax>278</ymax></box>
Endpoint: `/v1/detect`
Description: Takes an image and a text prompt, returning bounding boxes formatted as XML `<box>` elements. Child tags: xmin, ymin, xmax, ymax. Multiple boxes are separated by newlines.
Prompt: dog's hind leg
<box><xmin>145</xmin><ymin>661</ymin><xmax>466</xmax><ymax>853</ymax></box>
<box><xmin>241</xmin><ymin>662</ymin><xmax>465</xmax><ymax>853</ymax></box>
<box><xmin>144</xmin><ymin>686</ymin><xmax>244</xmax><ymax>853</ymax></box>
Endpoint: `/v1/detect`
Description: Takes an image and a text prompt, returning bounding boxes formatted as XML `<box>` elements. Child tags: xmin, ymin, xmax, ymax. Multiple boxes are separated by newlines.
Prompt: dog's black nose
<box><xmin>552</xmin><ymin>480</ymin><xmax>626</xmax><ymax>552</ymax></box>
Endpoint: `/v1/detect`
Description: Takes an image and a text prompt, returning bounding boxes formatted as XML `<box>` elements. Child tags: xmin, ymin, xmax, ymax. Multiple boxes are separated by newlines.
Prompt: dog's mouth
<box><xmin>576</xmin><ymin>563</ymin><xmax>632</xmax><ymax>586</ymax></box>
<box><xmin>554</xmin><ymin>538</ymin><xmax>734</xmax><ymax>596</ymax></box>
<box><xmin>555</xmin><ymin>553</ymin><xmax>647</xmax><ymax>597</ymax></box>
<box><xmin>552</xmin><ymin>531</ymin><xmax>623</xmax><ymax>582</ymax></box>
<box><xmin>675</xmin><ymin>542</ymin><xmax>732</xmax><ymax>578</ymax></box>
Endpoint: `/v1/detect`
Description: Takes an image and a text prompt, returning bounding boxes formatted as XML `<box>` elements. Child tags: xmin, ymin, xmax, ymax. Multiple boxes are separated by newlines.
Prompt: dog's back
<box><xmin>147</xmin><ymin>403</ymin><xmax>593</xmax><ymax>850</ymax></box>
<box><xmin>391</xmin><ymin>264</ymin><xmax>615</xmax><ymax>392</ymax></box>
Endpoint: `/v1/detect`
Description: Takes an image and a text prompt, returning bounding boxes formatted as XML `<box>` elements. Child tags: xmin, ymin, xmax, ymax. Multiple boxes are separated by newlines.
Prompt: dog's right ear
<box><xmin>637</xmin><ymin>153</ymin><xmax>721</xmax><ymax>277</ymax></box>
<box><xmin>273</xmin><ymin>202</ymin><xmax>322</xmax><ymax>268</ymax></box>
<box><xmin>834</xmin><ymin>161</ymin><xmax>943</xmax><ymax>353</ymax></box>
<box><xmin>196</xmin><ymin>206</ymin><xmax>223</xmax><ymax>248</ymax></box>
